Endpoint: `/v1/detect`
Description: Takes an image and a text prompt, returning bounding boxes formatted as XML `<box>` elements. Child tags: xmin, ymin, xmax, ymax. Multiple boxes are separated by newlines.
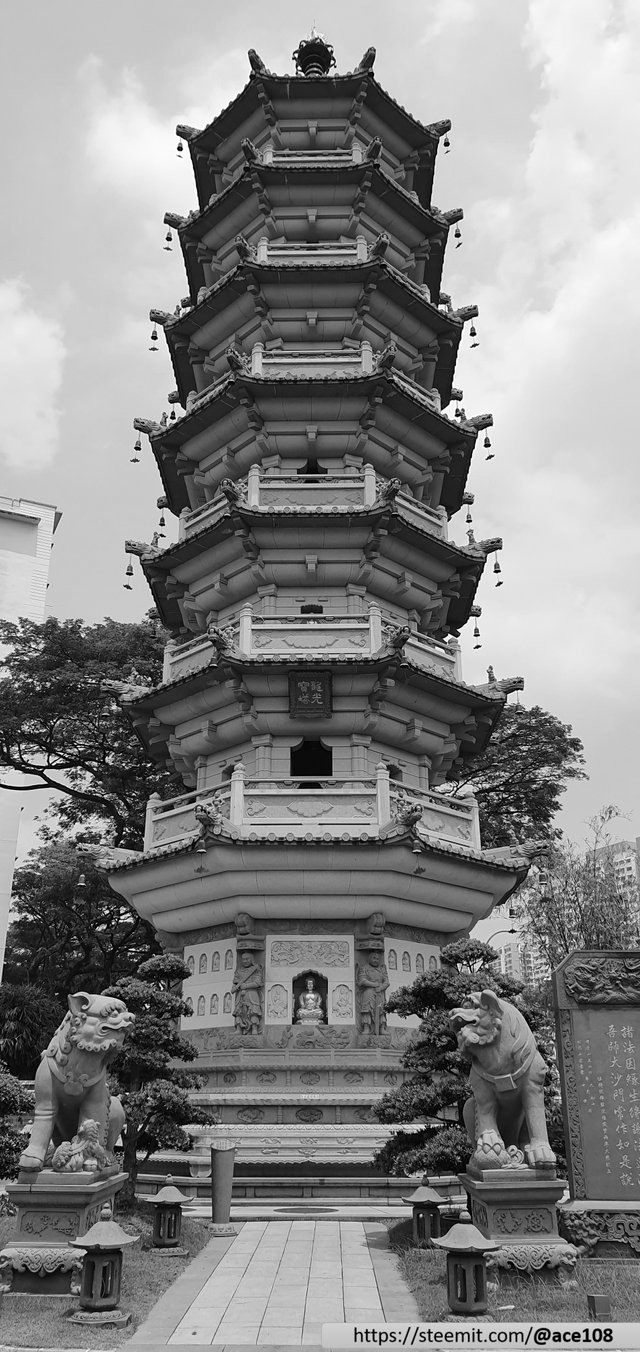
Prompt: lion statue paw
<box><xmin>525</xmin><ymin>1140</ymin><xmax>556</xmax><ymax>1167</ymax></box>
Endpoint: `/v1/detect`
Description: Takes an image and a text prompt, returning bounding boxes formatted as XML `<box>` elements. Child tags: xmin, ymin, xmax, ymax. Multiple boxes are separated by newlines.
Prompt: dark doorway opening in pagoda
<box><xmin>290</xmin><ymin>738</ymin><xmax>332</xmax><ymax>787</ymax></box>
<box><xmin>298</xmin><ymin>459</ymin><xmax>328</xmax><ymax>477</ymax></box>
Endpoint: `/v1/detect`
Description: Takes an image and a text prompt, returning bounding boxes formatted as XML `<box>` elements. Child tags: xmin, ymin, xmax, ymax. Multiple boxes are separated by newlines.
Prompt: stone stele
<box><xmin>553</xmin><ymin>950</ymin><xmax>640</xmax><ymax>1258</ymax></box>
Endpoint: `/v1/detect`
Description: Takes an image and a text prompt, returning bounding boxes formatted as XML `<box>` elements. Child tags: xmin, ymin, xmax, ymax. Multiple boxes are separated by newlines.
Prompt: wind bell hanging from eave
<box><xmin>470</xmin><ymin>605</ymin><xmax>482</xmax><ymax>650</ymax></box>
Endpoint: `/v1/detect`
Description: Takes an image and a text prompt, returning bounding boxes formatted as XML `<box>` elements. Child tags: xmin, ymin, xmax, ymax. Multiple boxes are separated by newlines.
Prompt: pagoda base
<box><xmin>0</xmin><ymin>1171</ymin><xmax>126</xmax><ymax>1296</ymax></box>
<box><xmin>461</xmin><ymin>1171</ymin><xmax>579</xmax><ymax>1278</ymax></box>
<box><xmin>187</xmin><ymin>1122</ymin><xmax>416</xmax><ymax>1164</ymax></box>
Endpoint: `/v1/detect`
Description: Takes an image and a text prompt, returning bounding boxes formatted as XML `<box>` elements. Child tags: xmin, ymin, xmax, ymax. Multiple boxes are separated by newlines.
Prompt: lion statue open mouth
<box><xmin>450</xmin><ymin>988</ymin><xmax>556</xmax><ymax>1172</ymax></box>
<box><xmin>18</xmin><ymin>992</ymin><xmax>134</xmax><ymax>1174</ymax></box>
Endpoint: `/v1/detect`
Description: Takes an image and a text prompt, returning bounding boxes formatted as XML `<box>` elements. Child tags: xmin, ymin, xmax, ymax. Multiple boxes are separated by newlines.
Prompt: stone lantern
<box><xmin>69</xmin><ymin>1205</ymin><xmax>138</xmax><ymax>1326</ymax></box>
<box><xmin>151</xmin><ymin>1175</ymin><xmax>191</xmax><ymax>1251</ymax></box>
<box><xmin>432</xmin><ymin>1221</ymin><xmax>498</xmax><ymax>1316</ymax></box>
<box><xmin>403</xmin><ymin>1186</ymin><xmax>442</xmax><ymax>1247</ymax></box>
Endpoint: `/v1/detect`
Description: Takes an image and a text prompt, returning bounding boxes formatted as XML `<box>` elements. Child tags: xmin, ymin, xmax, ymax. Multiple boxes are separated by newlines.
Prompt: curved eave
<box><xmin>141</xmin><ymin>498</ymin><xmax>483</xmax><ymax>575</ymax></box>
<box><xmin>177</xmin><ymin>161</ymin><xmax>448</xmax><ymax>300</ymax></box>
<box><xmin>164</xmin><ymin>257</ymin><xmax>463</xmax><ymax>407</ymax></box>
<box><xmin>105</xmin><ymin>832</ymin><xmax>529</xmax><ymax>937</ymax></box>
<box><xmin>122</xmin><ymin>647</ymin><xmax>503</xmax><ymax>716</ymax></box>
<box><xmin>139</xmin><ymin>500</ymin><xmax>486</xmax><ymax>636</ymax></box>
<box><xmin>187</xmin><ymin>71</ymin><xmax>441</xmax><ymax>210</ymax></box>
<box><xmin>148</xmin><ymin>369</ymin><xmax>475</xmax><ymax>513</ymax></box>
<box><xmin>107</xmin><ymin>828</ymin><xmax>524</xmax><ymax>876</ymax></box>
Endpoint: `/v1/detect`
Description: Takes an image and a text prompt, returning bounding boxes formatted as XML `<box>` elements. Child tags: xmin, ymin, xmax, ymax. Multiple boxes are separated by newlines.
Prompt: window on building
<box><xmin>386</xmin><ymin>763</ymin><xmax>403</xmax><ymax>782</ymax></box>
<box><xmin>210</xmin><ymin>994</ymin><xmax>219</xmax><ymax>1015</ymax></box>
<box><xmin>301</xmin><ymin>603</ymin><xmax>324</xmax><ymax>614</ymax></box>
<box><xmin>290</xmin><ymin>738</ymin><xmax>332</xmax><ymax>783</ymax></box>
<box><xmin>197</xmin><ymin>996</ymin><xmax>205</xmax><ymax>1016</ymax></box>
<box><xmin>402</xmin><ymin>952</ymin><xmax>411</xmax><ymax>972</ymax></box>
<box><xmin>224</xmin><ymin>949</ymin><xmax>233</xmax><ymax>970</ymax></box>
<box><xmin>223</xmin><ymin>993</ymin><xmax>232</xmax><ymax>1013</ymax></box>
<box><xmin>416</xmin><ymin>954</ymin><xmax>424</xmax><ymax>975</ymax></box>
<box><xmin>212</xmin><ymin>951</ymin><xmax>220</xmax><ymax>971</ymax></box>
<box><xmin>297</xmin><ymin>458</ymin><xmax>328</xmax><ymax>476</ymax></box>
<box><xmin>186</xmin><ymin>956</ymin><xmax>195</xmax><ymax>974</ymax></box>
<box><xmin>199</xmin><ymin>954</ymin><xmax>207</xmax><ymax>974</ymax></box>
<box><xmin>388</xmin><ymin>949</ymin><xmax>397</xmax><ymax>970</ymax></box>
<box><xmin>185</xmin><ymin>997</ymin><xmax>193</xmax><ymax>1013</ymax></box>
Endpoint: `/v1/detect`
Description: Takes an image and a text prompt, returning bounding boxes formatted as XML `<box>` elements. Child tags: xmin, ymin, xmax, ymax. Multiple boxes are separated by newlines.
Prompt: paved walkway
<box><xmin>129</xmin><ymin>1220</ymin><xmax>419</xmax><ymax>1348</ymax></box>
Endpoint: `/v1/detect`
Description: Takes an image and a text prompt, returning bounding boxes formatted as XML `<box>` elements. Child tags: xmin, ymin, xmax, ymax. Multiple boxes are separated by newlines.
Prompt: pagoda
<box><xmin>102</xmin><ymin>33</ymin><xmax>535</xmax><ymax>1165</ymax></box>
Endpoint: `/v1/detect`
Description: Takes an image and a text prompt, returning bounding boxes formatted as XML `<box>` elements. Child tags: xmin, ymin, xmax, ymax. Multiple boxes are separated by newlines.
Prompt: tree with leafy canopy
<box><xmin>372</xmin><ymin>938</ymin><xmax>565</xmax><ymax>1176</ymax></box>
<box><xmin>448</xmin><ymin>704</ymin><xmax>586</xmax><ymax>849</ymax></box>
<box><xmin>102</xmin><ymin>954</ymin><xmax>218</xmax><ymax>1206</ymax></box>
<box><xmin>0</xmin><ymin>613</ymin><xmax>170</xmax><ymax>847</ymax></box>
<box><xmin>514</xmin><ymin>806</ymin><xmax>639</xmax><ymax>970</ymax></box>
<box><xmin>2</xmin><ymin>840</ymin><xmax>160</xmax><ymax>1003</ymax></box>
<box><xmin>0</xmin><ymin>1064</ymin><xmax>34</xmax><ymax>1181</ymax></box>
<box><xmin>0</xmin><ymin>982</ymin><xmax>64</xmax><ymax>1077</ymax></box>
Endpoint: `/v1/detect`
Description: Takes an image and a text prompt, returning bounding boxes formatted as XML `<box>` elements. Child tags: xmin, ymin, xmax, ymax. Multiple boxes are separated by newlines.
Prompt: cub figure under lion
<box><xmin>18</xmin><ymin>992</ymin><xmax>134</xmax><ymax>1174</ymax></box>
<box><xmin>450</xmin><ymin>988</ymin><xmax>556</xmax><ymax>1171</ymax></box>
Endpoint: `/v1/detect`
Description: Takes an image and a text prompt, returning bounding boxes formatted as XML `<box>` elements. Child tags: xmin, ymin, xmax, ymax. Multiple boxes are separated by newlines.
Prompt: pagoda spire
<box><xmin>292</xmin><ymin>29</ymin><xmax>336</xmax><ymax>76</ymax></box>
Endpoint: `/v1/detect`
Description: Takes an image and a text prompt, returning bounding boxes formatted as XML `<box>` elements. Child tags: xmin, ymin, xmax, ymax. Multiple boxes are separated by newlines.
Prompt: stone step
<box><xmin>136</xmin><ymin>1170</ymin><xmax>421</xmax><ymax>1201</ymax></box>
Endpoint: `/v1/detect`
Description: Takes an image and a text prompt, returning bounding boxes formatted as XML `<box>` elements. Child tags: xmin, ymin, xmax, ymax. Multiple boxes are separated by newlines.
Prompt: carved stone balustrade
<box><xmin>250</xmin><ymin>341</ymin><xmax>374</xmax><ymax>378</ymax></box>
<box><xmin>162</xmin><ymin>605</ymin><xmax>461</xmax><ymax>683</ymax></box>
<box><xmin>177</xmin><ymin>469</ymin><xmax>448</xmax><ymax>542</ymax></box>
<box><xmin>144</xmin><ymin>787</ymin><xmax>231</xmax><ymax>850</ymax></box>
<box><xmin>260</xmin><ymin>147</ymin><xmax>367</xmax><ymax>168</ymax></box>
<box><xmin>255</xmin><ymin>236</ymin><xmax>368</xmax><ymax>265</ymax></box>
<box><xmin>390</xmin><ymin>783</ymin><xmax>481</xmax><ymax>851</ymax></box>
<box><xmin>143</xmin><ymin>769</ymin><xmax>481</xmax><ymax>852</ymax></box>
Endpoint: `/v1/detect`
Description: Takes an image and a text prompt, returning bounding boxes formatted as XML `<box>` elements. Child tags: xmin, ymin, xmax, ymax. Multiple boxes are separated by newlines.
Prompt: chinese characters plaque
<box><xmin>288</xmin><ymin>670</ymin><xmax>332</xmax><ymax>719</ymax></box>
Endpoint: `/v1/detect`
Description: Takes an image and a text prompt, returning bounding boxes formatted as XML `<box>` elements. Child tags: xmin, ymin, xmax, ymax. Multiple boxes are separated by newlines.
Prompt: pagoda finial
<box><xmin>292</xmin><ymin>29</ymin><xmax>336</xmax><ymax>77</ymax></box>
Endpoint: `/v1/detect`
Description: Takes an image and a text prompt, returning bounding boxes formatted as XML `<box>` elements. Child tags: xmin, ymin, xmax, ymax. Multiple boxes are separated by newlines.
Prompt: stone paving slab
<box><xmin>127</xmin><ymin>1219</ymin><xmax>418</xmax><ymax>1347</ymax></box>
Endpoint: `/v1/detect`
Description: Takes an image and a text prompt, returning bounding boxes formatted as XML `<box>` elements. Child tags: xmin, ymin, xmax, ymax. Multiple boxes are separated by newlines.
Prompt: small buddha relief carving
<box><xmin>295</xmin><ymin>977</ymin><xmax>325</xmax><ymax>1025</ymax></box>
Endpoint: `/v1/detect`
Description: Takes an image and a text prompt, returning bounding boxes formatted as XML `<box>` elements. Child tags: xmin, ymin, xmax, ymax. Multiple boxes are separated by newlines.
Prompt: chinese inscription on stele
<box><xmin>553</xmin><ymin>950</ymin><xmax>640</xmax><ymax>1202</ymax></box>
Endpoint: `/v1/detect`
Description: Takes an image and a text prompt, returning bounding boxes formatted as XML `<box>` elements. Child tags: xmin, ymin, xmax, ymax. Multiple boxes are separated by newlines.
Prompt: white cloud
<box><xmin>0</xmin><ymin>281</ymin><xmax>65</xmax><ymax>469</ymax></box>
<box><xmin>455</xmin><ymin>0</ymin><xmax>640</xmax><ymax>837</ymax></box>
<box><xmin>418</xmin><ymin>0</ymin><xmax>475</xmax><ymax>43</ymax></box>
<box><xmin>78</xmin><ymin>49</ymin><xmax>251</xmax><ymax>213</ymax></box>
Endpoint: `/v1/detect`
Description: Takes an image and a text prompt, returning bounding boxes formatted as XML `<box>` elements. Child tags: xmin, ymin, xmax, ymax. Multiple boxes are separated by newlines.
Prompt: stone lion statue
<box><xmin>18</xmin><ymin>992</ymin><xmax>134</xmax><ymax>1174</ymax></box>
<box><xmin>450</xmin><ymin>989</ymin><xmax>555</xmax><ymax>1170</ymax></box>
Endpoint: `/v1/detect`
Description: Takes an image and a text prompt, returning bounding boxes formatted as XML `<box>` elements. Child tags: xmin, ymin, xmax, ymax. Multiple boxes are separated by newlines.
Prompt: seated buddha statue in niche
<box><xmin>295</xmin><ymin>977</ymin><xmax>325</xmax><ymax>1024</ymax></box>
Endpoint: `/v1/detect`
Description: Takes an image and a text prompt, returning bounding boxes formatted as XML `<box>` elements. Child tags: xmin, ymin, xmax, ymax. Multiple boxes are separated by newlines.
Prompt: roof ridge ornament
<box><xmin>292</xmin><ymin>29</ymin><xmax>336</xmax><ymax>77</ymax></box>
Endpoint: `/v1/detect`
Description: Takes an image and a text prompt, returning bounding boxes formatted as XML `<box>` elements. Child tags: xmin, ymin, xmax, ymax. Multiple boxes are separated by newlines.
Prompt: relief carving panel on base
<box><xmin>562</xmin><ymin>955</ymin><xmax>640</xmax><ymax>1004</ymax></box>
<box><xmin>271</xmin><ymin>940</ymin><xmax>350</xmax><ymax>966</ymax></box>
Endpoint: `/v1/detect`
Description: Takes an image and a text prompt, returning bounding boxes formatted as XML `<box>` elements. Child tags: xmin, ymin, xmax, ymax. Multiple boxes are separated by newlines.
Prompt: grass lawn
<box><xmin>0</xmin><ymin>1204</ymin><xmax>212</xmax><ymax>1348</ymax></box>
<box><xmin>391</xmin><ymin>1220</ymin><xmax>640</xmax><ymax>1324</ymax></box>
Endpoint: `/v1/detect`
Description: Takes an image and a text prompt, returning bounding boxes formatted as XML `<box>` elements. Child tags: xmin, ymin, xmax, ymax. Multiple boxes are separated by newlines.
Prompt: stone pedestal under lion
<box><xmin>450</xmin><ymin>989</ymin><xmax>578</xmax><ymax>1280</ymax></box>
<box><xmin>0</xmin><ymin>992</ymin><xmax>134</xmax><ymax>1297</ymax></box>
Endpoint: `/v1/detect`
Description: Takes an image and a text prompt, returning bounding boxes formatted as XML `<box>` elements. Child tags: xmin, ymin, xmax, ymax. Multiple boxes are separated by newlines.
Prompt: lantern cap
<box><xmin>432</xmin><ymin>1222</ymin><xmax>499</xmax><ymax>1253</ymax></box>
<box><xmin>153</xmin><ymin>1173</ymin><xmax>191</xmax><ymax>1206</ymax></box>
<box><xmin>71</xmin><ymin>1212</ymin><xmax>138</xmax><ymax>1250</ymax></box>
<box><xmin>403</xmin><ymin>1186</ymin><xmax>443</xmax><ymax>1205</ymax></box>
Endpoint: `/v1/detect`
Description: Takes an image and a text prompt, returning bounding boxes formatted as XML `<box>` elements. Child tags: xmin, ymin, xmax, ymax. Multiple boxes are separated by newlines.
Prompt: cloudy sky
<box><xmin>2</xmin><ymin>0</ymin><xmax>639</xmax><ymax>849</ymax></box>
